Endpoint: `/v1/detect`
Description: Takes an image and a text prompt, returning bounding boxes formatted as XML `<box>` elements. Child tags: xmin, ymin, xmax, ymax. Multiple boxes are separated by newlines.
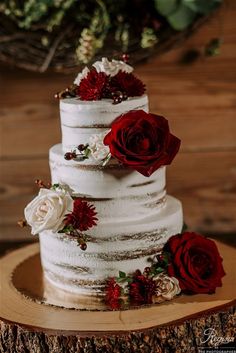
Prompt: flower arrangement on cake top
<box><xmin>64</xmin><ymin>110</ymin><xmax>181</xmax><ymax>177</ymax></box>
<box><xmin>55</xmin><ymin>57</ymin><xmax>145</xmax><ymax>104</ymax></box>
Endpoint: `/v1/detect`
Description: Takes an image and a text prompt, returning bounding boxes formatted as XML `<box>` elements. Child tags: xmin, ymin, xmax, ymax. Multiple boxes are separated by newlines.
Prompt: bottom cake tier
<box><xmin>39</xmin><ymin>195</ymin><xmax>183</xmax><ymax>297</ymax></box>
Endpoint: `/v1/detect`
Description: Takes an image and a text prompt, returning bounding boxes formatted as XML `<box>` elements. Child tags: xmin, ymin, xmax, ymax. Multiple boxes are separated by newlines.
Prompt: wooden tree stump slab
<box><xmin>0</xmin><ymin>241</ymin><xmax>235</xmax><ymax>353</ymax></box>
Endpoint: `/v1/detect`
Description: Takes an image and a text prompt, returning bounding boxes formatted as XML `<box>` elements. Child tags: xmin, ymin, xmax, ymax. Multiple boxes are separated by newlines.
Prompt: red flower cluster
<box><xmin>164</xmin><ymin>232</ymin><xmax>225</xmax><ymax>294</ymax></box>
<box><xmin>78</xmin><ymin>70</ymin><xmax>108</xmax><ymax>101</ymax></box>
<box><xmin>105</xmin><ymin>278</ymin><xmax>122</xmax><ymax>310</ymax></box>
<box><xmin>111</xmin><ymin>71</ymin><xmax>145</xmax><ymax>97</ymax></box>
<box><xmin>77</xmin><ymin>69</ymin><xmax>145</xmax><ymax>102</ymax></box>
<box><xmin>129</xmin><ymin>270</ymin><xmax>156</xmax><ymax>305</ymax></box>
<box><xmin>64</xmin><ymin>199</ymin><xmax>97</xmax><ymax>232</ymax></box>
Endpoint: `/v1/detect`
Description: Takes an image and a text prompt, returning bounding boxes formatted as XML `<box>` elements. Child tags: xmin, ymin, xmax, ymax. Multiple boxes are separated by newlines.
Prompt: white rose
<box><xmin>74</xmin><ymin>66</ymin><xmax>90</xmax><ymax>85</ymax></box>
<box><xmin>89</xmin><ymin>130</ymin><xmax>110</xmax><ymax>161</ymax></box>
<box><xmin>152</xmin><ymin>273</ymin><xmax>181</xmax><ymax>303</ymax></box>
<box><xmin>24</xmin><ymin>188</ymin><xmax>74</xmax><ymax>235</ymax></box>
<box><xmin>93</xmin><ymin>57</ymin><xmax>133</xmax><ymax>77</ymax></box>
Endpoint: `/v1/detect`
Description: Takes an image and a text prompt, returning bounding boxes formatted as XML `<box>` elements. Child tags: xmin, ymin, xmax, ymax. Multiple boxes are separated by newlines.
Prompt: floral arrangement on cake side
<box><xmin>64</xmin><ymin>109</ymin><xmax>181</xmax><ymax>177</ymax></box>
<box><xmin>20</xmin><ymin>180</ymin><xmax>97</xmax><ymax>250</ymax></box>
<box><xmin>105</xmin><ymin>232</ymin><xmax>225</xmax><ymax>310</ymax></box>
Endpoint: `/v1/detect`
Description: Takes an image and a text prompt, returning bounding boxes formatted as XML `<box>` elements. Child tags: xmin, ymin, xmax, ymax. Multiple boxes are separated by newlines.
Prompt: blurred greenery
<box><xmin>0</xmin><ymin>0</ymin><xmax>223</xmax><ymax>65</ymax></box>
<box><xmin>155</xmin><ymin>0</ymin><xmax>222</xmax><ymax>30</ymax></box>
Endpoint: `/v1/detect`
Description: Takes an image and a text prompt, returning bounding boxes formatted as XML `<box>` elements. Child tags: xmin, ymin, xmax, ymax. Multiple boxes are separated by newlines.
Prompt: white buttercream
<box><xmin>39</xmin><ymin>195</ymin><xmax>183</xmax><ymax>295</ymax></box>
<box><xmin>49</xmin><ymin>144</ymin><xmax>167</xmax><ymax>221</ymax></box>
<box><xmin>60</xmin><ymin>95</ymin><xmax>148</xmax><ymax>152</ymax></box>
<box><xmin>37</xmin><ymin>90</ymin><xmax>183</xmax><ymax>299</ymax></box>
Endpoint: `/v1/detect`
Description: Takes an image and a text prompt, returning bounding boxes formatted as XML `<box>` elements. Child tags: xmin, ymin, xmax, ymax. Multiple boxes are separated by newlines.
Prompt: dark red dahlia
<box><xmin>111</xmin><ymin>71</ymin><xmax>145</xmax><ymax>97</ymax></box>
<box><xmin>64</xmin><ymin>199</ymin><xmax>97</xmax><ymax>232</ymax></box>
<box><xmin>129</xmin><ymin>270</ymin><xmax>156</xmax><ymax>305</ymax></box>
<box><xmin>105</xmin><ymin>278</ymin><xmax>121</xmax><ymax>310</ymax></box>
<box><xmin>77</xmin><ymin>69</ymin><xmax>108</xmax><ymax>100</ymax></box>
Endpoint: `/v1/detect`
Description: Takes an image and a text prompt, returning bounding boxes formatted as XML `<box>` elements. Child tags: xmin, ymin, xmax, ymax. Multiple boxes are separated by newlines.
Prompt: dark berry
<box><xmin>144</xmin><ymin>267</ymin><xmax>151</xmax><ymax>274</ymax></box>
<box><xmin>64</xmin><ymin>152</ymin><xmax>76</xmax><ymax>160</ymax></box>
<box><xmin>80</xmin><ymin>243</ymin><xmax>87</xmax><ymax>251</ymax></box>
<box><xmin>121</xmin><ymin>53</ymin><xmax>129</xmax><ymax>63</ymax></box>
<box><xmin>78</xmin><ymin>144</ymin><xmax>85</xmax><ymax>151</ymax></box>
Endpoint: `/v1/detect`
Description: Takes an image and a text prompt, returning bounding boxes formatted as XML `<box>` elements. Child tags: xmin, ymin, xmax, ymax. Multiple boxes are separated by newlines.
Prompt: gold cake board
<box><xmin>0</xmin><ymin>241</ymin><xmax>235</xmax><ymax>352</ymax></box>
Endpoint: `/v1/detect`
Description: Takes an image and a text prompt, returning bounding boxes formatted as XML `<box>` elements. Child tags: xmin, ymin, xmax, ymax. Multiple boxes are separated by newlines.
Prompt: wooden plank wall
<box><xmin>0</xmin><ymin>0</ymin><xmax>236</xmax><ymax>241</ymax></box>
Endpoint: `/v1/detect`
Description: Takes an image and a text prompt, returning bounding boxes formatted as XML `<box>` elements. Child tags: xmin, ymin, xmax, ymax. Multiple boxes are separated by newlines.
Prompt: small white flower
<box><xmin>24</xmin><ymin>188</ymin><xmax>74</xmax><ymax>235</ymax></box>
<box><xmin>89</xmin><ymin>130</ymin><xmax>110</xmax><ymax>162</ymax></box>
<box><xmin>93</xmin><ymin>57</ymin><xmax>133</xmax><ymax>77</ymax></box>
<box><xmin>74</xmin><ymin>66</ymin><xmax>90</xmax><ymax>85</ymax></box>
<box><xmin>152</xmin><ymin>273</ymin><xmax>181</xmax><ymax>303</ymax></box>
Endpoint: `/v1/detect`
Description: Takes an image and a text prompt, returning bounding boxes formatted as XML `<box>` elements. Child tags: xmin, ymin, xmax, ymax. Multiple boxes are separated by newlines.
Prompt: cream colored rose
<box><xmin>24</xmin><ymin>188</ymin><xmax>74</xmax><ymax>235</ymax></box>
<box><xmin>74</xmin><ymin>66</ymin><xmax>89</xmax><ymax>85</ymax></box>
<box><xmin>152</xmin><ymin>273</ymin><xmax>181</xmax><ymax>303</ymax></box>
<box><xmin>89</xmin><ymin>130</ymin><xmax>111</xmax><ymax>161</ymax></box>
<box><xmin>93</xmin><ymin>57</ymin><xmax>133</xmax><ymax>77</ymax></box>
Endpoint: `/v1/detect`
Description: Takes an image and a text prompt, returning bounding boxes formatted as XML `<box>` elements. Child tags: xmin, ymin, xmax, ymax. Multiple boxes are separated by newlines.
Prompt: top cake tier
<box><xmin>60</xmin><ymin>95</ymin><xmax>148</xmax><ymax>153</ymax></box>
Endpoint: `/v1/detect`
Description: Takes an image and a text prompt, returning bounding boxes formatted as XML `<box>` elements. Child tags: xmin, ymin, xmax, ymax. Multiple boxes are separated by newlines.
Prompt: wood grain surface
<box><xmin>0</xmin><ymin>240</ymin><xmax>235</xmax><ymax>352</ymax></box>
<box><xmin>0</xmin><ymin>0</ymin><xmax>236</xmax><ymax>241</ymax></box>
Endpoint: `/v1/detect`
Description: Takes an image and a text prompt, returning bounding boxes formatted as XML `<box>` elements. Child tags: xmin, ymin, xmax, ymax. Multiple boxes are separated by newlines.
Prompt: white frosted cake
<box><xmin>24</xmin><ymin>58</ymin><xmax>184</xmax><ymax>306</ymax></box>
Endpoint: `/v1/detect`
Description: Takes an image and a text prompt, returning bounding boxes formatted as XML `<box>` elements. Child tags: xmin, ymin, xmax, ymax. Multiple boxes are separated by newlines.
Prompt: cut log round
<box><xmin>0</xmin><ymin>241</ymin><xmax>235</xmax><ymax>353</ymax></box>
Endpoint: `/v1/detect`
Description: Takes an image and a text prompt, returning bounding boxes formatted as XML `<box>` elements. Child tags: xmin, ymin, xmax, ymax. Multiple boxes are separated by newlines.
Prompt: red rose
<box><xmin>103</xmin><ymin>110</ymin><xmax>180</xmax><ymax>177</ymax></box>
<box><xmin>164</xmin><ymin>232</ymin><xmax>225</xmax><ymax>294</ymax></box>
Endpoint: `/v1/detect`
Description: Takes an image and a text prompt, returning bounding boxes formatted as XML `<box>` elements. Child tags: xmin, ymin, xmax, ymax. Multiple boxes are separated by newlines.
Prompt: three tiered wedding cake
<box><xmin>23</xmin><ymin>58</ymin><xmax>224</xmax><ymax>308</ymax></box>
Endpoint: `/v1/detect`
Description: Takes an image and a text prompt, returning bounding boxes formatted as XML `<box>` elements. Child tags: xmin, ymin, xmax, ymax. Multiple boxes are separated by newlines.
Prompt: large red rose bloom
<box><xmin>164</xmin><ymin>232</ymin><xmax>225</xmax><ymax>294</ymax></box>
<box><xmin>104</xmin><ymin>110</ymin><xmax>180</xmax><ymax>177</ymax></box>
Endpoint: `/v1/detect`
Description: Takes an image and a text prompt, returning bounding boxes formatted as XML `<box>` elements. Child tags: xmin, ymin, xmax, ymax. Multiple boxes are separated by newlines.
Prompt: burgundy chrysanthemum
<box><xmin>129</xmin><ymin>270</ymin><xmax>156</xmax><ymax>305</ymax></box>
<box><xmin>64</xmin><ymin>199</ymin><xmax>97</xmax><ymax>232</ymax></box>
<box><xmin>105</xmin><ymin>278</ymin><xmax>122</xmax><ymax>310</ymax></box>
<box><xmin>77</xmin><ymin>69</ymin><xmax>108</xmax><ymax>100</ymax></box>
<box><xmin>111</xmin><ymin>71</ymin><xmax>146</xmax><ymax>97</ymax></box>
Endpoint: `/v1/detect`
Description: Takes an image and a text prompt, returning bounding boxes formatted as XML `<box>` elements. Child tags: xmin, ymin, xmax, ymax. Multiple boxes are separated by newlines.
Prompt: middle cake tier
<box><xmin>49</xmin><ymin>143</ymin><xmax>183</xmax><ymax>237</ymax></box>
<box><xmin>51</xmin><ymin>144</ymin><xmax>168</xmax><ymax>222</ymax></box>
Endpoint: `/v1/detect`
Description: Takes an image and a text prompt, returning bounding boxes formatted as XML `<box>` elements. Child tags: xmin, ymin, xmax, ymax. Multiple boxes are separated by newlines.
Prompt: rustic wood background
<box><xmin>0</xmin><ymin>0</ymin><xmax>235</xmax><ymax>242</ymax></box>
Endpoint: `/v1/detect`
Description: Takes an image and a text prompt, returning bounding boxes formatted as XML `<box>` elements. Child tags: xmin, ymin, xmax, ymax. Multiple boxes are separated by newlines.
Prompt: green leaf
<box><xmin>167</xmin><ymin>4</ymin><xmax>196</xmax><ymax>30</ymax></box>
<box><xmin>181</xmin><ymin>222</ymin><xmax>188</xmax><ymax>233</ymax></box>
<box><xmin>51</xmin><ymin>183</ymin><xmax>60</xmax><ymax>190</ymax></box>
<box><xmin>155</xmin><ymin>0</ymin><xmax>178</xmax><ymax>16</ymax></box>
<box><xmin>119</xmin><ymin>271</ymin><xmax>126</xmax><ymax>279</ymax></box>
<box><xmin>84</xmin><ymin>147</ymin><xmax>91</xmax><ymax>158</ymax></box>
<box><xmin>155</xmin><ymin>267</ymin><xmax>165</xmax><ymax>274</ymax></box>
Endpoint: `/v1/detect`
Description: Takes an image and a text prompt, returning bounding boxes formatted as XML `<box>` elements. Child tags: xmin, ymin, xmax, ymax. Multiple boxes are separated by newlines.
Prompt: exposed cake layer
<box><xmin>39</xmin><ymin>195</ymin><xmax>183</xmax><ymax>296</ymax></box>
<box><xmin>60</xmin><ymin>95</ymin><xmax>148</xmax><ymax>152</ymax></box>
<box><xmin>50</xmin><ymin>144</ymin><xmax>166</xmax><ymax>222</ymax></box>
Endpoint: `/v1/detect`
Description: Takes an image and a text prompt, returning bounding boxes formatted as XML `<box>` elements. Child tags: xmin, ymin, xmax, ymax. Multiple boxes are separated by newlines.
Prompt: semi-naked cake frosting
<box><xmin>24</xmin><ymin>58</ymin><xmax>183</xmax><ymax>304</ymax></box>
